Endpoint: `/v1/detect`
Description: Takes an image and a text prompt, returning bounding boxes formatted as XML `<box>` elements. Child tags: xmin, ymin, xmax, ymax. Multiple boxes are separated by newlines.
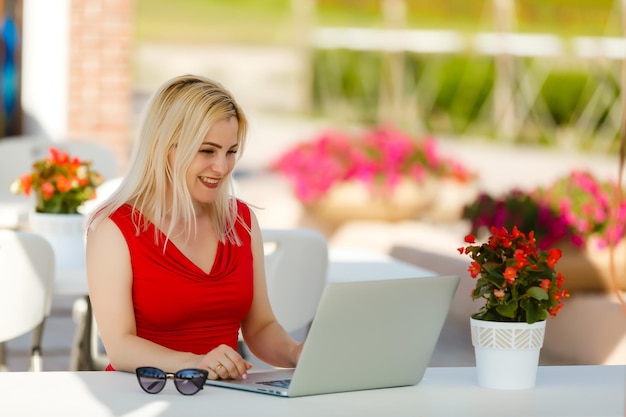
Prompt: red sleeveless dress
<box><xmin>104</xmin><ymin>200</ymin><xmax>253</xmax><ymax>370</ymax></box>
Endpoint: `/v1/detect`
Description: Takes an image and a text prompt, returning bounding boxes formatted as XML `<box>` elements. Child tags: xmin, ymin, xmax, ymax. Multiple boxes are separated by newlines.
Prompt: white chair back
<box><xmin>0</xmin><ymin>230</ymin><xmax>55</xmax><ymax>371</ymax></box>
<box><xmin>0</xmin><ymin>136</ymin><xmax>119</xmax><ymax>183</ymax></box>
<box><xmin>262</xmin><ymin>228</ymin><xmax>328</xmax><ymax>333</ymax></box>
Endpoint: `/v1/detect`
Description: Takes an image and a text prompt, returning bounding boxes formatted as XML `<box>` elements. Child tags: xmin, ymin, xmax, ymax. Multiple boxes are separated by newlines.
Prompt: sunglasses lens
<box><xmin>174</xmin><ymin>369</ymin><xmax>208</xmax><ymax>395</ymax></box>
<box><xmin>136</xmin><ymin>367</ymin><xmax>167</xmax><ymax>394</ymax></box>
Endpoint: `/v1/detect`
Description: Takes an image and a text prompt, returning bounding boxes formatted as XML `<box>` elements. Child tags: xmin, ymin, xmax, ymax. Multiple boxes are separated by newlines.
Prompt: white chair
<box><xmin>0</xmin><ymin>230</ymin><xmax>55</xmax><ymax>371</ymax></box>
<box><xmin>0</xmin><ymin>136</ymin><xmax>120</xmax><ymax>229</ymax></box>
<box><xmin>261</xmin><ymin>229</ymin><xmax>328</xmax><ymax>335</ymax></box>
<box><xmin>238</xmin><ymin>228</ymin><xmax>328</xmax><ymax>362</ymax></box>
<box><xmin>72</xmin><ymin>227</ymin><xmax>329</xmax><ymax>370</ymax></box>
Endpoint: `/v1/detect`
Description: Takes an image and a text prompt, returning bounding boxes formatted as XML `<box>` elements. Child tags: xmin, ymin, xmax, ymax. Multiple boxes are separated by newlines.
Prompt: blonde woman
<box><xmin>86</xmin><ymin>75</ymin><xmax>302</xmax><ymax>380</ymax></box>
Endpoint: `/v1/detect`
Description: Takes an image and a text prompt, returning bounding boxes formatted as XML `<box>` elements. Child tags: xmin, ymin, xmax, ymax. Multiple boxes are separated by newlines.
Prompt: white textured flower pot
<box><xmin>470</xmin><ymin>318</ymin><xmax>546</xmax><ymax>390</ymax></box>
<box><xmin>29</xmin><ymin>212</ymin><xmax>86</xmax><ymax>269</ymax></box>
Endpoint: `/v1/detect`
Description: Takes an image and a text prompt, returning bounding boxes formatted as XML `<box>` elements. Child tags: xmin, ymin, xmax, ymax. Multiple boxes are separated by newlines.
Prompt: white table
<box><xmin>327</xmin><ymin>246</ymin><xmax>435</xmax><ymax>282</ymax></box>
<box><xmin>0</xmin><ymin>366</ymin><xmax>623</xmax><ymax>416</ymax></box>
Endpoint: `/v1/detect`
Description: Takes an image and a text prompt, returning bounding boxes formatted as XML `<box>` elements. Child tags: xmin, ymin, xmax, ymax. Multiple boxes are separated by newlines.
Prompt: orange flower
<box><xmin>56</xmin><ymin>176</ymin><xmax>72</xmax><ymax>193</ymax></box>
<box><xmin>20</xmin><ymin>174</ymin><xmax>32</xmax><ymax>196</ymax></box>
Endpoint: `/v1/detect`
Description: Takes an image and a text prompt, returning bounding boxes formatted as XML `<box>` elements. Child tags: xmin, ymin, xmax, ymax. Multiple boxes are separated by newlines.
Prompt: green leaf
<box><xmin>521</xmin><ymin>298</ymin><xmax>547</xmax><ymax>324</ymax></box>
<box><xmin>473</xmin><ymin>278</ymin><xmax>492</xmax><ymax>298</ymax></box>
<box><xmin>496</xmin><ymin>300</ymin><xmax>518</xmax><ymax>318</ymax></box>
<box><xmin>486</xmin><ymin>272</ymin><xmax>505</xmax><ymax>287</ymax></box>
<box><xmin>527</xmin><ymin>286</ymin><xmax>549</xmax><ymax>301</ymax></box>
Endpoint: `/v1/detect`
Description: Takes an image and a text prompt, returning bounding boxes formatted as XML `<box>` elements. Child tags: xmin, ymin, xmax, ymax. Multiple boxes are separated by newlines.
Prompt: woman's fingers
<box><xmin>205</xmin><ymin>344</ymin><xmax>251</xmax><ymax>380</ymax></box>
<box><xmin>209</xmin><ymin>361</ymin><xmax>227</xmax><ymax>379</ymax></box>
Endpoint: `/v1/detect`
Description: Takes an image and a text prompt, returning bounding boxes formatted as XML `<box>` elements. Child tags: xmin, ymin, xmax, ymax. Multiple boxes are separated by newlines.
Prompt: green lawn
<box><xmin>134</xmin><ymin>0</ymin><xmax>619</xmax><ymax>45</ymax></box>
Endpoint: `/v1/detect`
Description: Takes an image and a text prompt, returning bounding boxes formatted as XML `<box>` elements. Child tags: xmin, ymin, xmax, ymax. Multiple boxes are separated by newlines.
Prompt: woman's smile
<box><xmin>199</xmin><ymin>176</ymin><xmax>220</xmax><ymax>188</ymax></box>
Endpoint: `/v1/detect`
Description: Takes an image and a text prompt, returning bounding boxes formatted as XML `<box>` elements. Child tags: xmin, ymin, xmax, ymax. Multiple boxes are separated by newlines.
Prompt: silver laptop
<box><xmin>206</xmin><ymin>275</ymin><xmax>459</xmax><ymax>397</ymax></box>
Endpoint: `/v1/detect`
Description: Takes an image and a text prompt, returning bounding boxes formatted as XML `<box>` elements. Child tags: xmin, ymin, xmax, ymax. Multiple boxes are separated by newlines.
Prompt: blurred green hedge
<box><xmin>312</xmin><ymin>49</ymin><xmax>620</xmax><ymax>151</ymax></box>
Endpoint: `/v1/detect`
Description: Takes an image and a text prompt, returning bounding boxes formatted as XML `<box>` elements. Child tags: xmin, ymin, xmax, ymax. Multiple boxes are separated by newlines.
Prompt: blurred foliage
<box><xmin>134</xmin><ymin>0</ymin><xmax>622</xmax><ymax>151</ymax></box>
<box><xmin>541</xmin><ymin>72</ymin><xmax>591</xmax><ymax>126</ymax></box>
<box><xmin>135</xmin><ymin>0</ymin><xmax>618</xmax><ymax>44</ymax></box>
<box><xmin>430</xmin><ymin>56</ymin><xmax>494</xmax><ymax>132</ymax></box>
<box><xmin>134</xmin><ymin>0</ymin><xmax>294</xmax><ymax>44</ymax></box>
<box><xmin>312</xmin><ymin>50</ymin><xmax>619</xmax><ymax>150</ymax></box>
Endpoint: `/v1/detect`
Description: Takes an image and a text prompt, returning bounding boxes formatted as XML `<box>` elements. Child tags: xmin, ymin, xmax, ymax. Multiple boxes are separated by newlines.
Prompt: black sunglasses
<box><xmin>135</xmin><ymin>367</ymin><xmax>208</xmax><ymax>395</ymax></box>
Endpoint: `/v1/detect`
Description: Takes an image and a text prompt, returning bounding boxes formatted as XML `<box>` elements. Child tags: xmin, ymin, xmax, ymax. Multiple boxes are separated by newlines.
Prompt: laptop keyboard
<box><xmin>258</xmin><ymin>379</ymin><xmax>292</xmax><ymax>389</ymax></box>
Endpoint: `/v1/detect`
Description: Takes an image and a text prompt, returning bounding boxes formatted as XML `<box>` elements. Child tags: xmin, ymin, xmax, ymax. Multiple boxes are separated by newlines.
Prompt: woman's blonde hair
<box><xmin>87</xmin><ymin>74</ymin><xmax>249</xmax><ymax>245</ymax></box>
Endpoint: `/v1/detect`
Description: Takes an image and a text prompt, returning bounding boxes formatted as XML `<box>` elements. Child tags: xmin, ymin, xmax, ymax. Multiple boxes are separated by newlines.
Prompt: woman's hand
<box><xmin>290</xmin><ymin>342</ymin><xmax>304</xmax><ymax>366</ymax></box>
<box><xmin>197</xmin><ymin>344</ymin><xmax>252</xmax><ymax>380</ymax></box>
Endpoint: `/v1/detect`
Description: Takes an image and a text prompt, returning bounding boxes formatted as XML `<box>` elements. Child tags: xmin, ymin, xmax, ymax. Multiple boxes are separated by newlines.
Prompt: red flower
<box><xmin>41</xmin><ymin>182</ymin><xmax>55</xmax><ymax>200</ymax></box>
<box><xmin>468</xmin><ymin>261</ymin><xmax>481</xmax><ymax>278</ymax></box>
<box><xmin>547</xmin><ymin>248</ymin><xmax>562</xmax><ymax>269</ymax></box>
<box><xmin>459</xmin><ymin>225</ymin><xmax>568</xmax><ymax>323</ymax></box>
<box><xmin>514</xmin><ymin>249</ymin><xmax>530</xmax><ymax>269</ymax></box>
<box><xmin>503</xmin><ymin>266</ymin><xmax>517</xmax><ymax>284</ymax></box>
<box><xmin>49</xmin><ymin>147</ymin><xmax>70</xmax><ymax>165</ymax></box>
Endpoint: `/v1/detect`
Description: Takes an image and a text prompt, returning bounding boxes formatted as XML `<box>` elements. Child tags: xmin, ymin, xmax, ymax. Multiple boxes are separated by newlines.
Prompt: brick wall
<box><xmin>68</xmin><ymin>0</ymin><xmax>134</xmax><ymax>175</ymax></box>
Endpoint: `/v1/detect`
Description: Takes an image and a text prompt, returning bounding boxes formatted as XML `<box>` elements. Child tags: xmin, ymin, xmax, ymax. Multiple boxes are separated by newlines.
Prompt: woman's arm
<box><xmin>86</xmin><ymin>217</ymin><xmax>203</xmax><ymax>373</ymax></box>
<box><xmin>239</xmin><ymin>212</ymin><xmax>304</xmax><ymax>368</ymax></box>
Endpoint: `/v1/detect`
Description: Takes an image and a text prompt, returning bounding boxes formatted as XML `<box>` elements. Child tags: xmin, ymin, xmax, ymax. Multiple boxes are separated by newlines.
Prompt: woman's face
<box><xmin>174</xmin><ymin>117</ymin><xmax>239</xmax><ymax>205</ymax></box>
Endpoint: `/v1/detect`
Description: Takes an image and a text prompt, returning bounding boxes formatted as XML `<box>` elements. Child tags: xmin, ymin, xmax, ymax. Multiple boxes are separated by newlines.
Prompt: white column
<box><xmin>21</xmin><ymin>0</ymin><xmax>70</xmax><ymax>140</ymax></box>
